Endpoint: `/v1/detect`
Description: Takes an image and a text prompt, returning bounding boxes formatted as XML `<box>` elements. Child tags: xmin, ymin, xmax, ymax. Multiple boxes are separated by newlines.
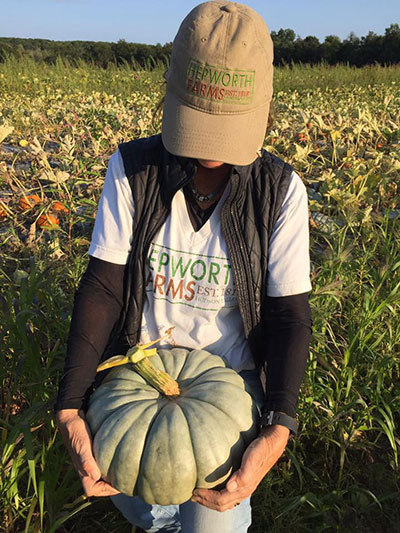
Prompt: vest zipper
<box><xmin>221</xmin><ymin>177</ymin><xmax>258</xmax><ymax>338</ymax></box>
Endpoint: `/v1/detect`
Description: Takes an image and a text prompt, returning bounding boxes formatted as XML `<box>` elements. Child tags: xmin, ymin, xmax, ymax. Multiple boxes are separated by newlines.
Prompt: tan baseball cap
<box><xmin>161</xmin><ymin>1</ymin><xmax>274</xmax><ymax>166</ymax></box>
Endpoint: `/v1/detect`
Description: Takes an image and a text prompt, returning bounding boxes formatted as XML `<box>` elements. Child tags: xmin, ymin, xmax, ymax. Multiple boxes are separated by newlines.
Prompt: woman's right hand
<box><xmin>56</xmin><ymin>409</ymin><xmax>120</xmax><ymax>497</ymax></box>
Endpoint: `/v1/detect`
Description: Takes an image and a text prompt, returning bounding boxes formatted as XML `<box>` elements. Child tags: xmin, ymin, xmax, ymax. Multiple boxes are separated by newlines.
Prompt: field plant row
<box><xmin>1</xmin><ymin>56</ymin><xmax>400</xmax><ymax>97</ymax></box>
<box><xmin>0</xmin><ymin>60</ymin><xmax>399</xmax><ymax>532</ymax></box>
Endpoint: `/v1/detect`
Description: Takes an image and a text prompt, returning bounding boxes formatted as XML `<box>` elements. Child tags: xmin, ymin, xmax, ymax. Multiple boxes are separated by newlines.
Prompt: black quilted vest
<box><xmin>113</xmin><ymin>134</ymin><xmax>292</xmax><ymax>372</ymax></box>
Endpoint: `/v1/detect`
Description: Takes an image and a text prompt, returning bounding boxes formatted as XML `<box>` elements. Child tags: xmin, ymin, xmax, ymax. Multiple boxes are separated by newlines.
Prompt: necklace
<box><xmin>189</xmin><ymin>179</ymin><xmax>228</xmax><ymax>203</ymax></box>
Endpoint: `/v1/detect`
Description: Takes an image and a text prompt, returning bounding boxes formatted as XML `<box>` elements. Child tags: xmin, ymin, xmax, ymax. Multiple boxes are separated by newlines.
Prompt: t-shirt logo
<box><xmin>146</xmin><ymin>243</ymin><xmax>237</xmax><ymax>311</ymax></box>
<box><xmin>186</xmin><ymin>59</ymin><xmax>255</xmax><ymax>104</ymax></box>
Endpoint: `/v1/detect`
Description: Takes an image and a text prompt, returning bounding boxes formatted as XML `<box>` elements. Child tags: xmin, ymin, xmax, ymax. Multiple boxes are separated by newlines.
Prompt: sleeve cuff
<box><xmin>88</xmin><ymin>243</ymin><xmax>130</xmax><ymax>265</ymax></box>
<box><xmin>262</xmin><ymin>398</ymin><xmax>297</xmax><ymax>419</ymax></box>
<box><xmin>267</xmin><ymin>280</ymin><xmax>312</xmax><ymax>297</ymax></box>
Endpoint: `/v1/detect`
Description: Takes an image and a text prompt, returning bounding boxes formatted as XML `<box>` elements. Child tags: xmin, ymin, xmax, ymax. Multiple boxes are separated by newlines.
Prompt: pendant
<box><xmin>189</xmin><ymin>181</ymin><xmax>226</xmax><ymax>203</ymax></box>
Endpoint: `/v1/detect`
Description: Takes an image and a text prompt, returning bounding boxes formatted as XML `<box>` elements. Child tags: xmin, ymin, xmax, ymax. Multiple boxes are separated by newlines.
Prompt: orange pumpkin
<box><xmin>37</xmin><ymin>213</ymin><xmax>59</xmax><ymax>229</ymax></box>
<box><xmin>52</xmin><ymin>201</ymin><xmax>69</xmax><ymax>214</ymax></box>
<box><xmin>19</xmin><ymin>194</ymin><xmax>41</xmax><ymax>210</ymax></box>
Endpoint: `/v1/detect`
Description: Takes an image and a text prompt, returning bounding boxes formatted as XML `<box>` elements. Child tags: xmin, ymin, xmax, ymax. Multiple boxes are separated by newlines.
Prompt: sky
<box><xmin>1</xmin><ymin>0</ymin><xmax>399</xmax><ymax>44</ymax></box>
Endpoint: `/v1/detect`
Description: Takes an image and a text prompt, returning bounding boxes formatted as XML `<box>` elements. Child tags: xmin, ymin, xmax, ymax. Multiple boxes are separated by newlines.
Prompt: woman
<box><xmin>56</xmin><ymin>2</ymin><xmax>312</xmax><ymax>532</ymax></box>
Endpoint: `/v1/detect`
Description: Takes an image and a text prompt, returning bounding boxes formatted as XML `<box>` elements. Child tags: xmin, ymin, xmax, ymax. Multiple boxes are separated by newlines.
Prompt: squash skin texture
<box><xmin>86</xmin><ymin>348</ymin><xmax>259</xmax><ymax>505</ymax></box>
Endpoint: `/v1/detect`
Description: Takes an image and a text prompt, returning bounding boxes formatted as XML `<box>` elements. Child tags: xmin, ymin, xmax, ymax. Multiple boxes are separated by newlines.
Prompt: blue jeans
<box><xmin>111</xmin><ymin>370</ymin><xmax>264</xmax><ymax>533</ymax></box>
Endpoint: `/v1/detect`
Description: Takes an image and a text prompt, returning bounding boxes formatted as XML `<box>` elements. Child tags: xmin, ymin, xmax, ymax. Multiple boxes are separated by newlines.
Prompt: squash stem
<box><xmin>133</xmin><ymin>357</ymin><xmax>180</xmax><ymax>397</ymax></box>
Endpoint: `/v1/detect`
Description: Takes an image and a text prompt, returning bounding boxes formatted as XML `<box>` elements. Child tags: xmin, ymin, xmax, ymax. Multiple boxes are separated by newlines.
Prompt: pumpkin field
<box><xmin>0</xmin><ymin>57</ymin><xmax>399</xmax><ymax>532</ymax></box>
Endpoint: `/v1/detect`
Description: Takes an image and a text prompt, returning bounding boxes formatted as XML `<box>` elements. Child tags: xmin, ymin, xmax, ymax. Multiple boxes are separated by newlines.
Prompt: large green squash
<box><xmin>86</xmin><ymin>348</ymin><xmax>258</xmax><ymax>505</ymax></box>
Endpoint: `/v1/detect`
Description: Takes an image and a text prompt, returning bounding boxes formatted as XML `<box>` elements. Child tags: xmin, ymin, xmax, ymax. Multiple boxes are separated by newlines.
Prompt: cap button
<box><xmin>222</xmin><ymin>3</ymin><xmax>238</xmax><ymax>13</ymax></box>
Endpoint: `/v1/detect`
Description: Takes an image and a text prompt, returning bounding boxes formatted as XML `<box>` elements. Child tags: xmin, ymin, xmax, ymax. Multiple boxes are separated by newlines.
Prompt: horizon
<box><xmin>1</xmin><ymin>22</ymin><xmax>399</xmax><ymax>47</ymax></box>
<box><xmin>1</xmin><ymin>0</ymin><xmax>399</xmax><ymax>46</ymax></box>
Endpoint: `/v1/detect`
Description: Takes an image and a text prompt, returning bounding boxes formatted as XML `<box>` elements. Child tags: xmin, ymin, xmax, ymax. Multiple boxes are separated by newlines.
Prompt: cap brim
<box><xmin>161</xmin><ymin>91</ymin><xmax>270</xmax><ymax>166</ymax></box>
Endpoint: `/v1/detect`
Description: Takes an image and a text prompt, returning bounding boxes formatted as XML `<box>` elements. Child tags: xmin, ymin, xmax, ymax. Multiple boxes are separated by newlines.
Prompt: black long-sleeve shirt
<box><xmin>55</xmin><ymin>256</ymin><xmax>311</xmax><ymax>417</ymax></box>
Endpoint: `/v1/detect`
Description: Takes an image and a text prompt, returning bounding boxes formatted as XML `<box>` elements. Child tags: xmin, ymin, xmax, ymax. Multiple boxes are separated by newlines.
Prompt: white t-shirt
<box><xmin>89</xmin><ymin>150</ymin><xmax>311</xmax><ymax>371</ymax></box>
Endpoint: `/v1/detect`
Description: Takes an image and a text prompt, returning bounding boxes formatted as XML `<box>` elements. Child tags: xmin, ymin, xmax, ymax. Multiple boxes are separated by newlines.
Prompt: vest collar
<box><xmin>161</xmin><ymin>140</ymin><xmax>257</xmax><ymax>197</ymax></box>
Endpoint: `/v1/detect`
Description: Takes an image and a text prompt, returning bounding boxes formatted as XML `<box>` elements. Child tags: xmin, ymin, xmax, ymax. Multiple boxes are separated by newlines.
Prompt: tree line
<box><xmin>1</xmin><ymin>24</ymin><xmax>399</xmax><ymax>68</ymax></box>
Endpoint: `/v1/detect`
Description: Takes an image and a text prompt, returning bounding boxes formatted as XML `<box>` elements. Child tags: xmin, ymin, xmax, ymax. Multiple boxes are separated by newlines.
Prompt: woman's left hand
<box><xmin>191</xmin><ymin>424</ymin><xmax>290</xmax><ymax>512</ymax></box>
